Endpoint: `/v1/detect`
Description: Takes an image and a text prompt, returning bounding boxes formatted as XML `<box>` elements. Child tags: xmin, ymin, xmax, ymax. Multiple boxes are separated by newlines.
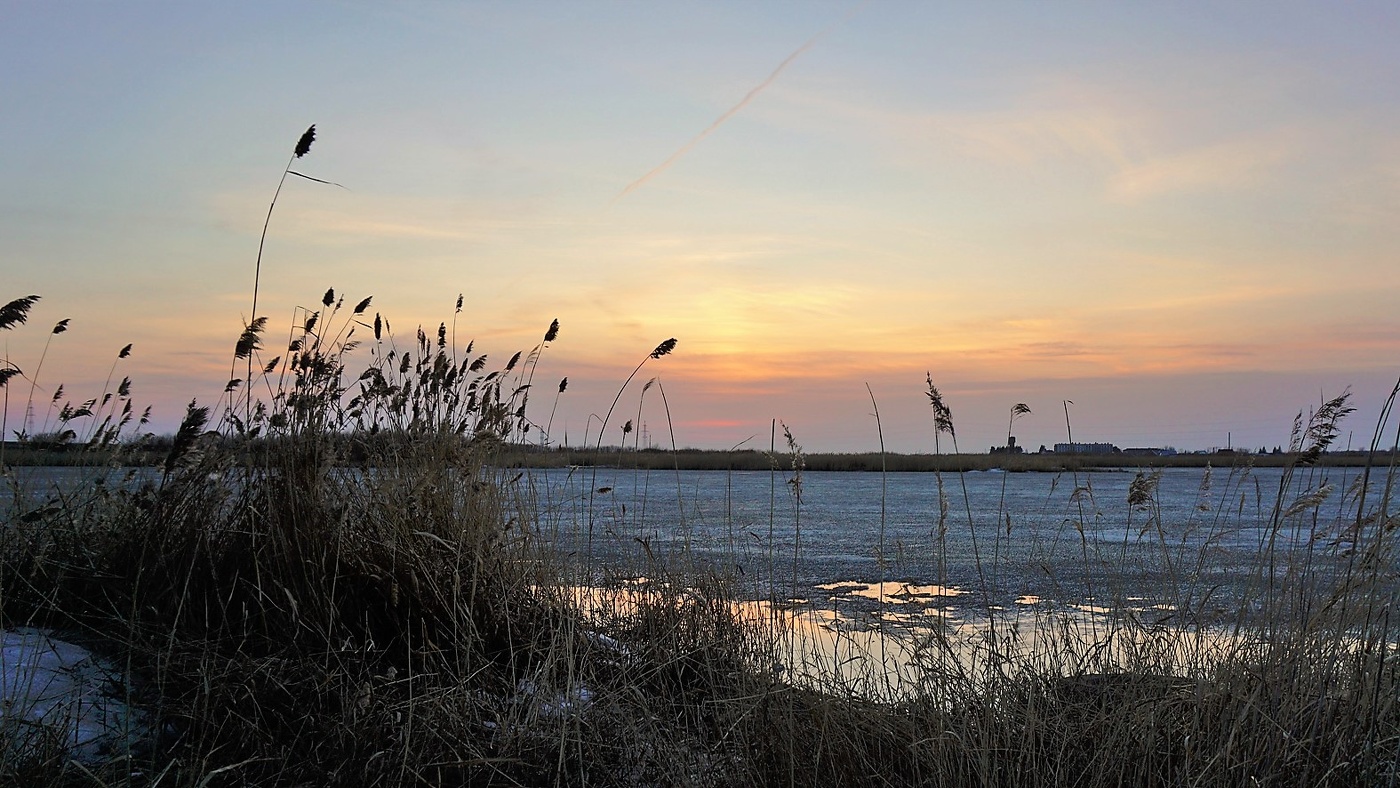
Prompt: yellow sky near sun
<box><xmin>188</xmin><ymin>161</ymin><xmax>1400</xmax><ymax>390</ymax></box>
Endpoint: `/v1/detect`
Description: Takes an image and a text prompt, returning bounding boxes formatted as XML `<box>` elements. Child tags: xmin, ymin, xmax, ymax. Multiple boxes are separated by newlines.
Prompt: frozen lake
<box><xmin>521</xmin><ymin>462</ymin><xmax>1388</xmax><ymax>626</ymax></box>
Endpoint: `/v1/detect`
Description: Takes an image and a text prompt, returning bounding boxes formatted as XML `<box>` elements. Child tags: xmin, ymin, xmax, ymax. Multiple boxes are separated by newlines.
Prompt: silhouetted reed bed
<box><xmin>5</xmin><ymin>284</ymin><xmax>1400</xmax><ymax>787</ymax></box>
<box><xmin>492</xmin><ymin>446</ymin><xmax>1390</xmax><ymax>472</ymax></box>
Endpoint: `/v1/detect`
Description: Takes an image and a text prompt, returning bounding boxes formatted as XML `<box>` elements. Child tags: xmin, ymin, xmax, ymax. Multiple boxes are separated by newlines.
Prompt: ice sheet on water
<box><xmin>816</xmin><ymin>580</ymin><xmax>967</xmax><ymax>603</ymax></box>
<box><xmin>1</xmin><ymin>628</ymin><xmax>148</xmax><ymax>764</ymax></box>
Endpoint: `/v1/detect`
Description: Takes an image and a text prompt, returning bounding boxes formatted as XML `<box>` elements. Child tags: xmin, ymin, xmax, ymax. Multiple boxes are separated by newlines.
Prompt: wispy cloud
<box><xmin>927</xmin><ymin>105</ymin><xmax>1136</xmax><ymax>170</ymax></box>
<box><xmin>1107</xmin><ymin>131</ymin><xmax>1297</xmax><ymax>201</ymax></box>
<box><xmin>776</xmin><ymin>77</ymin><xmax>1313</xmax><ymax>201</ymax></box>
<box><xmin>613</xmin><ymin>2</ymin><xmax>867</xmax><ymax>203</ymax></box>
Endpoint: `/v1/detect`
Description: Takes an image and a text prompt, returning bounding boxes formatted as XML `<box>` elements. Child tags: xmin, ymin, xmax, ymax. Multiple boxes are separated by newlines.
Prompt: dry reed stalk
<box><xmin>225</xmin><ymin>125</ymin><xmax>324</xmax><ymax>428</ymax></box>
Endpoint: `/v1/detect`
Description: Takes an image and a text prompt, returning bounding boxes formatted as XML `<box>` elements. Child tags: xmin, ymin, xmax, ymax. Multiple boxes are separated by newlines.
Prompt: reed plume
<box><xmin>0</xmin><ymin>295</ymin><xmax>39</xmax><ymax>331</ymax></box>
<box><xmin>925</xmin><ymin>372</ymin><xmax>955</xmax><ymax>445</ymax></box>
<box><xmin>0</xmin><ymin>296</ymin><xmax>40</xmax><ymax>464</ymax></box>
<box><xmin>597</xmin><ymin>338</ymin><xmax>678</xmax><ymax>451</ymax></box>
<box><xmin>231</xmin><ymin>124</ymin><xmax>325</xmax><ymax>425</ymax></box>
<box><xmin>20</xmin><ymin>318</ymin><xmax>70</xmax><ymax>438</ymax></box>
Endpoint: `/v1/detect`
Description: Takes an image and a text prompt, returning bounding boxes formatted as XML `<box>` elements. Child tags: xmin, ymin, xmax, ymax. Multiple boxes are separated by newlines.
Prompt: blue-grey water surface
<box><xmin>519</xmin><ymin>463</ymin><xmax>1390</xmax><ymax>624</ymax></box>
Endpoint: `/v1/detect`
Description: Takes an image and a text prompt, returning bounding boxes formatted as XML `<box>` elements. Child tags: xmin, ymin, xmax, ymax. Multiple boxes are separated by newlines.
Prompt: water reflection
<box><xmin>554</xmin><ymin>576</ymin><xmax>1246</xmax><ymax>700</ymax></box>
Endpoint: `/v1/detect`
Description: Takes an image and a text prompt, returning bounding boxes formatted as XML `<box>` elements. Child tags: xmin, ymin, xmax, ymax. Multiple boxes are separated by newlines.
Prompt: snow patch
<box><xmin>1</xmin><ymin>628</ymin><xmax>149</xmax><ymax>765</ymax></box>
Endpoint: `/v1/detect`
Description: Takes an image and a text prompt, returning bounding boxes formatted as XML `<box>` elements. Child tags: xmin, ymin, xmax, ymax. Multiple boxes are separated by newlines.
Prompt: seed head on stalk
<box><xmin>925</xmin><ymin>372</ymin><xmax>955</xmax><ymax>443</ymax></box>
<box><xmin>597</xmin><ymin>338</ymin><xmax>678</xmax><ymax>450</ymax></box>
<box><xmin>230</xmin><ymin>124</ymin><xmax>339</xmax><ymax>428</ymax></box>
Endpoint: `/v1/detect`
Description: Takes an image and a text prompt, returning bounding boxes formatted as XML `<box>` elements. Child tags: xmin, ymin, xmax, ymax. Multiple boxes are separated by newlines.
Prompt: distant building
<box><xmin>1054</xmin><ymin>442</ymin><xmax>1120</xmax><ymax>455</ymax></box>
<box><xmin>990</xmin><ymin>436</ymin><xmax>1025</xmax><ymax>455</ymax></box>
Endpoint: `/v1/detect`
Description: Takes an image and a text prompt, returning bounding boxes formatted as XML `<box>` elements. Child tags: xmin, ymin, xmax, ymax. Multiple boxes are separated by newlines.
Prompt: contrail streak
<box><xmin>612</xmin><ymin>3</ymin><xmax>867</xmax><ymax>204</ymax></box>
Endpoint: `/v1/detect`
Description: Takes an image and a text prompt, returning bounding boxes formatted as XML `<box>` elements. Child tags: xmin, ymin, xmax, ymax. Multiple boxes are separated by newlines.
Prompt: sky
<box><xmin>3</xmin><ymin>1</ymin><xmax>1400</xmax><ymax>454</ymax></box>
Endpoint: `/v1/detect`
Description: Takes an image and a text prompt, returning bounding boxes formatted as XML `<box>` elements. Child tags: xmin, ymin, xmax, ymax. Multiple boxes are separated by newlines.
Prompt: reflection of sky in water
<box><xmin>558</xmin><ymin>580</ymin><xmax>1244</xmax><ymax>699</ymax></box>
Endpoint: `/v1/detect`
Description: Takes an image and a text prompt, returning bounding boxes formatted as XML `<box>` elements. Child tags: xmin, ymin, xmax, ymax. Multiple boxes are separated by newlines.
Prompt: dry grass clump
<box><xmin>2</xmin><ymin>294</ymin><xmax>576</xmax><ymax>784</ymax></box>
<box><xmin>0</xmin><ymin>290</ymin><xmax>568</xmax><ymax>782</ymax></box>
<box><xmin>901</xmin><ymin>622</ymin><xmax>1399</xmax><ymax>786</ymax></box>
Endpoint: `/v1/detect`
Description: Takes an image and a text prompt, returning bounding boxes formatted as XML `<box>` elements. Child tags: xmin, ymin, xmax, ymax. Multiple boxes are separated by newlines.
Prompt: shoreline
<box><xmin>3</xmin><ymin>443</ymin><xmax>1394</xmax><ymax>472</ymax></box>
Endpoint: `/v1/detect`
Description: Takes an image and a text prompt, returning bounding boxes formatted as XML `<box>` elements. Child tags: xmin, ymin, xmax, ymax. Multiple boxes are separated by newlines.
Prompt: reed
<box><xmin>228</xmin><ymin>124</ymin><xmax>334</xmax><ymax>427</ymax></box>
<box><xmin>0</xmin><ymin>295</ymin><xmax>40</xmax><ymax>466</ymax></box>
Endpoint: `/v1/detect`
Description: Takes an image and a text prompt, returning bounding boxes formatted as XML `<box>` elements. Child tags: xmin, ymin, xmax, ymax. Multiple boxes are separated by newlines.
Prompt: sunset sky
<box><xmin>4</xmin><ymin>2</ymin><xmax>1400</xmax><ymax>453</ymax></box>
